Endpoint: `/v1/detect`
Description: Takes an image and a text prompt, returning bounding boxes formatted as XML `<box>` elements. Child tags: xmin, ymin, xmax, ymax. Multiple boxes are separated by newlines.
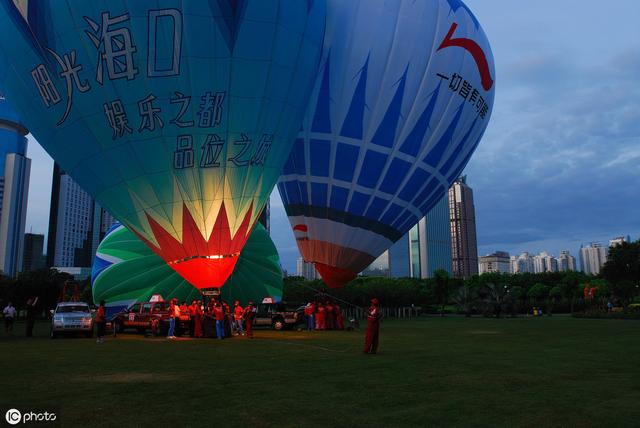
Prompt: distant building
<box><xmin>533</xmin><ymin>251</ymin><xmax>558</xmax><ymax>273</ymax></box>
<box><xmin>0</xmin><ymin>95</ymin><xmax>31</xmax><ymax>277</ymax></box>
<box><xmin>479</xmin><ymin>251</ymin><xmax>510</xmax><ymax>274</ymax></box>
<box><xmin>296</xmin><ymin>258</ymin><xmax>319</xmax><ymax>281</ymax></box>
<box><xmin>609</xmin><ymin>236</ymin><xmax>629</xmax><ymax>247</ymax></box>
<box><xmin>363</xmin><ymin>195</ymin><xmax>452</xmax><ymax>279</ymax></box>
<box><xmin>510</xmin><ymin>252</ymin><xmax>534</xmax><ymax>274</ymax></box>
<box><xmin>47</xmin><ymin>163</ymin><xmax>115</xmax><ymax>268</ymax></box>
<box><xmin>579</xmin><ymin>243</ymin><xmax>608</xmax><ymax>275</ymax></box>
<box><xmin>449</xmin><ymin>176</ymin><xmax>478</xmax><ymax>279</ymax></box>
<box><xmin>22</xmin><ymin>233</ymin><xmax>45</xmax><ymax>272</ymax></box>
<box><xmin>557</xmin><ymin>250</ymin><xmax>577</xmax><ymax>272</ymax></box>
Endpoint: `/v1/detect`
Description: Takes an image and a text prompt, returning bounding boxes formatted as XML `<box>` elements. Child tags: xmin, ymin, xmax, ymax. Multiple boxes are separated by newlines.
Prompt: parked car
<box><xmin>50</xmin><ymin>302</ymin><xmax>94</xmax><ymax>338</ymax></box>
<box><xmin>254</xmin><ymin>302</ymin><xmax>304</xmax><ymax>330</ymax></box>
<box><xmin>110</xmin><ymin>301</ymin><xmax>189</xmax><ymax>335</ymax></box>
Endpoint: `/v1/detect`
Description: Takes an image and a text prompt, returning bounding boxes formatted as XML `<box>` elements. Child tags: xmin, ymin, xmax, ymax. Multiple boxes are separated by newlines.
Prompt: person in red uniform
<box><xmin>194</xmin><ymin>300</ymin><xmax>204</xmax><ymax>338</ymax></box>
<box><xmin>315</xmin><ymin>303</ymin><xmax>325</xmax><ymax>330</ymax></box>
<box><xmin>188</xmin><ymin>300</ymin><xmax>197</xmax><ymax>337</ymax></box>
<box><xmin>233</xmin><ymin>300</ymin><xmax>244</xmax><ymax>336</ymax></box>
<box><xmin>214</xmin><ymin>302</ymin><xmax>225</xmax><ymax>339</ymax></box>
<box><xmin>95</xmin><ymin>300</ymin><xmax>106</xmax><ymax>343</ymax></box>
<box><xmin>243</xmin><ymin>301</ymin><xmax>256</xmax><ymax>338</ymax></box>
<box><xmin>325</xmin><ymin>301</ymin><xmax>334</xmax><ymax>330</ymax></box>
<box><xmin>363</xmin><ymin>298</ymin><xmax>382</xmax><ymax>354</ymax></box>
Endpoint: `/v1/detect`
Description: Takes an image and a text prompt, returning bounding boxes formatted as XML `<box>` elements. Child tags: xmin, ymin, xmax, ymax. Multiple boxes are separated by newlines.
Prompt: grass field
<box><xmin>1</xmin><ymin>317</ymin><xmax>639</xmax><ymax>427</ymax></box>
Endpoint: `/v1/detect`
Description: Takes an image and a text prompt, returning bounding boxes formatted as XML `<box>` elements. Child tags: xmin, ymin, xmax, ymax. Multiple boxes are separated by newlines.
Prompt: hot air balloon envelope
<box><xmin>278</xmin><ymin>0</ymin><xmax>495</xmax><ymax>287</ymax></box>
<box><xmin>0</xmin><ymin>0</ymin><xmax>325</xmax><ymax>288</ymax></box>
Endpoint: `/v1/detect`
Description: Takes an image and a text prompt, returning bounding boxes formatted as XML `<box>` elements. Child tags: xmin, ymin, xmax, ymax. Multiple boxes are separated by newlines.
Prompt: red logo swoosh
<box><xmin>437</xmin><ymin>23</ymin><xmax>494</xmax><ymax>91</ymax></box>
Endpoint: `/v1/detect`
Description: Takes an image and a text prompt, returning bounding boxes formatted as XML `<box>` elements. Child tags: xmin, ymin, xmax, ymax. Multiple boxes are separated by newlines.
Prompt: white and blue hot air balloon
<box><xmin>278</xmin><ymin>0</ymin><xmax>495</xmax><ymax>287</ymax></box>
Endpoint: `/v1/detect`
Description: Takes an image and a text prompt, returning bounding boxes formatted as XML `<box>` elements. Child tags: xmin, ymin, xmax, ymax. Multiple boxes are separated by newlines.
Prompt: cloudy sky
<box><xmin>24</xmin><ymin>1</ymin><xmax>640</xmax><ymax>274</ymax></box>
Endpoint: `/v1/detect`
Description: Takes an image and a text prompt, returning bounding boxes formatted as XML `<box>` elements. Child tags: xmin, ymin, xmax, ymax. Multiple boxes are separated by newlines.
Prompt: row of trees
<box><xmin>283</xmin><ymin>240</ymin><xmax>640</xmax><ymax>315</ymax></box>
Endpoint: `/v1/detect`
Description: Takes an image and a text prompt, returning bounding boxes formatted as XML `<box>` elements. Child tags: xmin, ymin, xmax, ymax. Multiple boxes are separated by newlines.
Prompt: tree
<box><xmin>528</xmin><ymin>283</ymin><xmax>550</xmax><ymax>305</ymax></box>
<box><xmin>432</xmin><ymin>269</ymin><xmax>451</xmax><ymax>317</ymax></box>
<box><xmin>482</xmin><ymin>282</ymin><xmax>510</xmax><ymax>318</ymax></box>
<box><xmin>452</xmin><ymin>285</ymin><xmax>476</xmax><ymax>317</ymax></box>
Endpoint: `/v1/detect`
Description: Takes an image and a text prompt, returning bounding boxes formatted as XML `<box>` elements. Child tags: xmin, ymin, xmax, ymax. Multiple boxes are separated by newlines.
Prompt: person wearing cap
<box><xmin>363</xmin><ymin>297</ymin><xmax>382</xmax><ymax>354</ymax></box>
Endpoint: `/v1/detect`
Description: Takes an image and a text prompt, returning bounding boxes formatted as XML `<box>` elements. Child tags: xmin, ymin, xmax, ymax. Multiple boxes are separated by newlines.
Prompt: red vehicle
<box><xmin>111</xmin><ymin>301</ymin><xmax>189</xmax><ymax>335</ymax></box>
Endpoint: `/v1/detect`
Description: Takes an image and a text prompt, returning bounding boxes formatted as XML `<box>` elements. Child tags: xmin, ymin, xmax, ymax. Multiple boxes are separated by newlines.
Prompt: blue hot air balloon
<box><xmin>278</xmin><ymin>0</ymin><xmax>495</xmax><ymax>287</ymax></box>
<box><xmin>0</xmin><ymin>0</ymin><xmax>325</xmax><ymax>289</ymax></box>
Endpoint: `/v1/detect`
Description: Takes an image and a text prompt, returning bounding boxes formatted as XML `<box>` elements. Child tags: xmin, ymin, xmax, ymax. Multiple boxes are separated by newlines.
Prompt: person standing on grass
<box><xmin>223</xmin><ymin>301</ymin><xmax>232</xmax><ymax>338</ymax></box>
<box><xmin>167</xmin><ymin>299</ymin><xmax>177</xmax><ymax>339</ymax></box>
<box><xmin>3</xmin><ymin>302</ymin><xmax>17</xmax><ymax>334</ymax></box>
<box><xmin>304</xmin><ymin>301</ymin><xmax>315</xmax><ymax>331</ymax></box>
<box><xmin>95</xmin><ymin>300</ymin><xmax>106</xmax><ymax>343</ymax></box>
<box><xmin>233</xmin><ymin>300</ymin><xmax>244</xmax><ymax>336</ymax></box>
<box><xmin>25</xmin><ymin>296</ymin><xmax>39</xmax><ymax>337</ymax></box>
<box><xmin>316</xmin><ymin>302</ymin><xmax>326</xmax><ymax>330</ymax></box>
<box><xmin>335</xmin><ymin>303</ymin><xmax>344</xmax><ymax>331</ymax></box>
<box><xmin>243</xmin><ymin>301</ymin><xmax>256</xmax><ymax>339</ymax></box>
<box><xmin>363</xmin><ymin>298</ymin><xmax>382</xmax><ymax>354</ymax></box>
<box><xmin>194</xmin><ymin>300</ymin><xmax>204</xmax><ymax>338</ymax></box>
<box><xmin>189</xmin><ymin>300</ymin><xmax>197</xmax><ymax>337</ymax></box>
<box><xmin>214</xmin><ymin>302</ymin><xmax>225</xmax><ymax>339</ymax></box>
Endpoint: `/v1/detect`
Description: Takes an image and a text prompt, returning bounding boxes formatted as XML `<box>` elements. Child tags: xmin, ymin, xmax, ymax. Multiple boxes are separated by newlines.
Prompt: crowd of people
<box><xmin>303</xmin><ymin>299</ymin><xmax>347</xmax><ymax>331</ymax></box>
<box><xmin>163</xmin><ymin>298</ymin><xmax>257</xmax><ymax>340</ymax></box>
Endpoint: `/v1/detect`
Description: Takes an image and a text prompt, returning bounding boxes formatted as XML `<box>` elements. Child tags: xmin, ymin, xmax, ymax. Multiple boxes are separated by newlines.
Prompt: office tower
<box><xmin>579</xmin><ymin>243</ymin><xmax>608</xmax><ymax>275</ymax></box>
<box><xmin>0</xmin><ymin>95</ymin><xmax>31</xmax><ymax>277</ymax></box>
<box><xmin>365</xmin><ymin>195</ymin><xmax>452</xmax><ymax>279</ymax></box>
<box><xmin>557</xmin><ymin>250</ymin><xmax>577</xmax><ymax>272</ymax></box>
<box><xmin>47</xmin><ymin>163</ymin><xmax>115</xmax><ymax>268</ymax></box>
<box><xmin>449</xmin><ymin>176</ymin><xmax>478</xmax><ymax>279</ymax></box>
<box><xmin>22</xmin><ymin>233</ymin><xmax>45</xmax><ymax>272</ymax></box>
<box><xmin>478</xmin><ymin>251</ymin><xmax>510</xmax><ymax>274</ymax></box>
<box><xmin>511</xmin><ymin>252</ymin><xmax>534</xmax><ymax>274</ymax></box>
<box><xmin>296</xmin><ymin>257</ymin><xmax>319</xmax><ymax>280</ymax></box>
<box><xmin>532</xmin><ymin>251</ymin><xmax>558</xmax><ymax>273</ymax></box>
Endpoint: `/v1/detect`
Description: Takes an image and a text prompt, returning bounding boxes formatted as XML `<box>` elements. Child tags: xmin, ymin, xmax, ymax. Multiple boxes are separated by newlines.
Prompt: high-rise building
<box><xmin>579</xmin><ymin>243</ymin><xmax>608</xmax><ymax>275</ymax></box>
<box><xmin>449</xmin><ymin>176</ymin><xmax>478</xmax><ymax>279</ymax></box>
<box><xmin>296</xmin><ymin>257</ymin><xmax>319</xmax><ymax>280</ymax></box>
<box><xmin>22</xmin><ymin>233</ymin><xmax>45</xmax><ymax>272</ymax></box>
<box><xmin>364</xmin><ymin>195</ymin><xmax>452</xmax><ymax>279</ymax></box>
<box><xmin>0</xmin><ymin>95</ymin><xmax>30</xmax><ymax>277</ymax></box>
<box><xmin>510</xmin><ymin>252</ymin><xmax>534</xmax><ymax>274</ymax></box>
<box><xmin>47</xmin><ymin>163</ymin><xmax>115</xmax><ymax>268</ymax></box>
<box><xmin>557</xmin><ymin>250</ymin><xmax>577</xmax><ymax>272</ymax></box>
<box><xmin>479</xmin><ymin>251</ymin><xmax>510</xmax><ymax>274</ymax></box>
<box><xmin>532</xmin><ymin>251</ymin><xmax>558</xmax><ymax>273</ymax></box>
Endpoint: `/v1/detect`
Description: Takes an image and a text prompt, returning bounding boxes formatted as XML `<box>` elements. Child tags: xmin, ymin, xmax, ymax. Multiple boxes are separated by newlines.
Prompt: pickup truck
<box><xmin>110</xmin><ymin>301</ymin><xmax>189</xmax><ymax>335</ymax></box>
<box><xmin>254</xmin><ymin>302</ymin><xmax>304</xmax><ymax>330</ymax></box>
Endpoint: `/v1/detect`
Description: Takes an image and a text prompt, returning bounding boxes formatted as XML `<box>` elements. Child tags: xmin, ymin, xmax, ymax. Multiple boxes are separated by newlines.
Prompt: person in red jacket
<box><xmin>316</xmin><ymin>303</ymin><xmax>326</xmax><ymax>330</ymax></box>
<box><xmin>95</xmin><ymin>300</ymin><xmax>106</xmax><ymax>343</ymax></box>
<box><xmin>243</xmin><ymin>301</ymin><xmax>256</xmax><ymax>338</ymax></box>
<box><xmin>325</xmin><ymin>301</ymin><xmax>334</xmax><ymax>330</ymax></box>
<box><xmin>188</xmin><ymin>300</ymin><xmax>197</xmax><ymax>337</ymax></box>
<box><xmin>213</xmin><ymin>302</ymin><xmax>225</xmax><ymax>339</ymax></box>
<box><xmin>233</xmin><ymin>300</ymin><xmax>244</xmax><ymax>336</ymax></box>
<box><xmin>363</xmin><ymin>298</ymin><xmax>382</xmax><ymax>354</ymax></box>
<box><xmin>194</xmin><ymin>300</ymin><xmax>204</xmax><ymax>338</ymax></box>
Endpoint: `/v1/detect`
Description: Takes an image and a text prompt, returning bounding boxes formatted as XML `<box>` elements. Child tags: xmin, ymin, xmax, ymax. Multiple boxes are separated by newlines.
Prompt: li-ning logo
<box><xmin>437</xmin><ymin>23</ymin><xmax>494</xmax><ymax>91</ymax></box>
<box><xmin>5</xmin><ymin>408</ymin><xmax>57</xmax><ymax>425</ymax></box>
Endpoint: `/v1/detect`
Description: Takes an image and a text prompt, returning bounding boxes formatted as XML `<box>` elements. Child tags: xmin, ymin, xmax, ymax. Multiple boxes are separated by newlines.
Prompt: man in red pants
<box><xmin>243</xmin><ymin>301</ymin><xmax>256</xmax><ymax>339</ymax></box>
<box><xmin>363</xmin><ymin>298</ymin><xmax>382</xmax><ymax>354</ymax></box>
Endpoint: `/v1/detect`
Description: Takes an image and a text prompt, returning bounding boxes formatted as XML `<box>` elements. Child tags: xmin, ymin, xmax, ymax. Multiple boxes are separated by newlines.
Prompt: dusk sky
<box><xmin>23</xmin><ymin>1</ymin><xmax>640</xmax><ymax>274</ymax></box>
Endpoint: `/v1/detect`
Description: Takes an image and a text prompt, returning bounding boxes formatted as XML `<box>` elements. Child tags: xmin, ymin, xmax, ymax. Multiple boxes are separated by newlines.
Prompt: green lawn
<box><xmin>1</xmin><ymin>317</ymin><xmax>639</xmax><ymax>427</ymax></box>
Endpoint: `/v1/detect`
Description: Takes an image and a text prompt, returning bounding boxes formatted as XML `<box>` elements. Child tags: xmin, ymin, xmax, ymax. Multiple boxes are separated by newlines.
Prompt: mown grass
<box><xmin>1</xmin><ymin>317</ymin><xmax>638</xmax><ymax>427</ymax></box>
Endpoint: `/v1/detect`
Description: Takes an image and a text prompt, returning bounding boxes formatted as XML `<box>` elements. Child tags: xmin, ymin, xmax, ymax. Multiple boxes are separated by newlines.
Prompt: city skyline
<box><xmin>16</xmin><ymin>0</ymin><xmax>640</xmax><ymax>275</ymax></box>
